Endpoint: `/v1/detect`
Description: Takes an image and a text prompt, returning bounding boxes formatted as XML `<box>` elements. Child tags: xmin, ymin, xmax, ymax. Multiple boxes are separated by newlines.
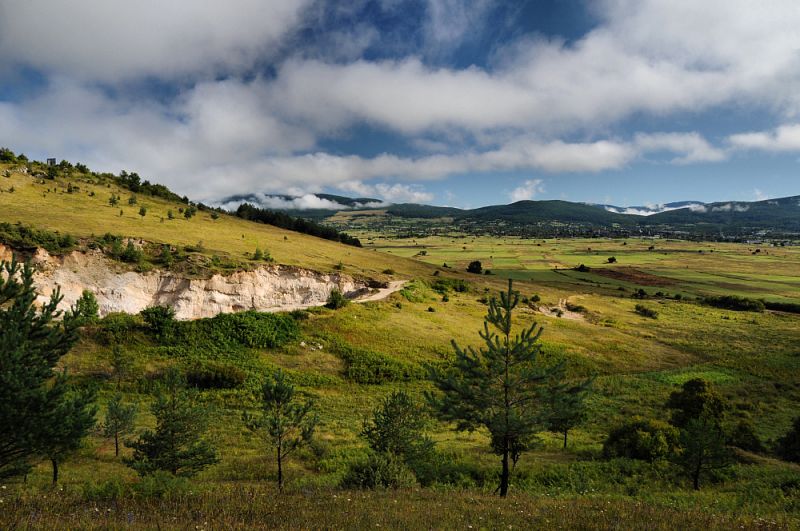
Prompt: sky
<box><xmin>1</xmin><ymin>0</ymin><xmax>800</xmax><ymax>209</ymax></box>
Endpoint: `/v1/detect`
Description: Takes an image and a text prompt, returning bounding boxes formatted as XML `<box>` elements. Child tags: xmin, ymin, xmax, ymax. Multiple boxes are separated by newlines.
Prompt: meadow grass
<box><xmin>1</xmin><ymin>166</ymin><xmax>799</xmax><ymax>527</ymax></box>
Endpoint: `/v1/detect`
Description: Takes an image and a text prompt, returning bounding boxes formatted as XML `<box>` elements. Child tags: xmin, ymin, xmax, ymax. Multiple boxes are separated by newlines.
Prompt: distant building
<box><xmin>47</xmin><ymin>158</ymin><xmax>56</xmax><ymax>166</ymax></box>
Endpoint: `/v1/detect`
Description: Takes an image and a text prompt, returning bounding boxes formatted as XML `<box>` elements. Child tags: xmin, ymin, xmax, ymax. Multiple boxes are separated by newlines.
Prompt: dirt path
<box><xmin>538</xmin><ymin>297</ymin><xmax>586</xmax><ymax>321</ymax></box>
<box><xmin>355</xmin><ymin>280</ymin><xmax>407</xmax><ymax>303</ymax></box>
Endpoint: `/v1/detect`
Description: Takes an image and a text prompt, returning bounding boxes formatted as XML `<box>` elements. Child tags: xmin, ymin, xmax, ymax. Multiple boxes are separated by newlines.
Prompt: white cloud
<box><xmin>635</xmin><ymin>132</ymin><xmax>726</xmax><ymax>164</ymax></box>
<box><xmin>753</xmin><ymin>188</ymin><xmax>769</xmax><ymax>201</ymax></box>
<box><xmin>509</xmin><ymin>179</ymin><xmax>544</xmax><ymax>202</ymax></box>
<box><xmin>216</xmin><ymin>193</ymin><xmax>385</xmax><ymax>211</ymax></box>
<box><xmin>0</xmin><ymin>0</ymin><xmax>311</xmax><ymax>81</ymax></box>
<box><xmin>711</xmin><ymin>203</ymin><xmax>749</xmax><ymax>212</ymax></box>
<box><xmin>728</xmin><ymin>124</ymin><xmax>800</xmax><ymax>152</ymax></box>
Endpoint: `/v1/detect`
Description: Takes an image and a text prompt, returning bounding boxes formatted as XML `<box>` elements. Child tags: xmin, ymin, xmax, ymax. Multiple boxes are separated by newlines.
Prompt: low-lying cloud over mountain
<box><xmin>216</xmin><ymin>193</ymin><xmax>386</xmax><ymax>212</ymax></box>
<box><xmin>599</xmin><ymin>202</ymin><xmax>706</xmax><ymax>216</ymax></box>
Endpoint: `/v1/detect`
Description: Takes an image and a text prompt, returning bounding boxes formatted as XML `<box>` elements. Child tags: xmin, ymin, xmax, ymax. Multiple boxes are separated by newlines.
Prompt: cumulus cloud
<box><xmin>509</xmin><ymin>179</ymin><xmax>545</xmax><ymax>202</ymax></box>
<box><xmin>634</xmin><ymin>133</ymin><xmax>726</xmax><ymax>164</ymax></box>
<box><xmin>604</xmin><ymin>203</ymin><xmax>706</xmax><ymax>216</ymax></box>
<box><xmin>0</xmin><ymin>1</ymin><xmax>797</xmax><ymax>203</ymax></box>
<box><xmin>728</xmin><ymin>124</ymin><xmax>800</xmax><ymax>152</ymax></box>
<box><xmin>0</xmin><ymin>0</ymin><xmax>311</xmax><ymax>81</ymax></box>
<box><xmin>216</xmin><ymin>193</ymin><xmax>385</xmax><ymax>211</ymax></box>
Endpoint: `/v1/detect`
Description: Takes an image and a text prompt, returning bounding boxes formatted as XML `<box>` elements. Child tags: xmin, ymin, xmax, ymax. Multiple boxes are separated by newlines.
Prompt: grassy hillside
<box><xmin>0</xmin><ymin>162</ymin><xmax>430</xmax><ymax>280</ymax></box>
<box><xmin>1</xmin><ymin>161</ymin><xmax>799</xmax><ymax>528</ymax></box>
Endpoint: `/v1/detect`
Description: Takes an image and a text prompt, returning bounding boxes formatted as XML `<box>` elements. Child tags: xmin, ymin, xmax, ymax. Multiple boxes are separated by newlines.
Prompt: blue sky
<box><xmin>1</xmin><ymin>0</ymin><xmax>799</xmax><ymax>208</ymax></box>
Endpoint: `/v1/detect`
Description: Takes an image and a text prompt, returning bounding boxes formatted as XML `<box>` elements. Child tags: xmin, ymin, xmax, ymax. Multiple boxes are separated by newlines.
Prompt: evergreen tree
<box><xmin>70</xmin><ymin>289</ymin><xmax>99</xmax><ymax>325</ymax></box>
<box><xmin>138</xmin><ymin>206</ymin><xmax>147</xmax><ymax>219</ymax></box>
<box><xmin>110</xmin><ymin>345</ymin><xmax>133</xmax><ymax>390</ymax></box>
<box><xmin>42</xmin><ymin>386</ymin><xmax>97</xmax><ymax>484</ymax></box>
<box><xmin>243</xmin><ymin>370</ymin><xmax>317</xmax><ymax>491</ymax></box>
<box><xmin>544</xmin><ymin>367</ymin><xmax>593</xmax><ymax>449</ymax></box>
<box><xmin>103</xmin><ymin>393</ymin><xmax>137</xmax><ymax>457</ymax></box>
<box><xmin>674</xmin><ymin>412</ymin><xmax>731</xmax><ymax>490</ymax></box>
<box><xmin>125</xmin><ymin>370</ymin><xmax>218</xmax><ymax>477</ymax></box>
<box><xmin>362</xmin><ymin>390</ymin><xmax>433</xmax><ymax>459</ymax></box>
<box><xmin>427</xmin><ymin>279</ymin><xmax>558</xmax><ymax>496</ymax></box>
<box><xmin>666</xmin><ymin>378</ymin><xmax>727</xmax><ymax>429</ymax></box>
<box><xmin>0</xmin><ymin>259</ymin><xmax>82</xmax><ymax>478</ymax></box>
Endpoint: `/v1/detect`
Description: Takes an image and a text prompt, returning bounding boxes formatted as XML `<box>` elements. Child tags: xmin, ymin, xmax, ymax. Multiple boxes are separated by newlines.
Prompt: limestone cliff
<box><xmin>0</xmin><ymin>244</ymin><xmax>371</xmax><ymax>319</ymax></box>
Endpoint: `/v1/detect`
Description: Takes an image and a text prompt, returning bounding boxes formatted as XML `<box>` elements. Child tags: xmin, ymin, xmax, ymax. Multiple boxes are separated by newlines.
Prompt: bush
<box><xmin>328</xmin><ymin>338</ymin><xmax>423</xmax><ymax>384</ymax></box>
<box><xmin>430</xmin><ymin>278</ymin><xmax>469</xmax><ymax>294</ymax></box>
<box><xmin>131</xmin><ymin>471</ymin><xmax>191</xmax><ymax>499</ymax></box>
<box><xmin>0</xmin><ymin>222</ymin><xmax>77</xmax><ymax>254</ymax></box>
<box><xmin>603</xmin><ymin>418</ymin><xmax>679</xmax><ymax>462</ymax></box>
<box><xmin>703</xmin><ymin>295</ymin><xmax>764</xmax><ymax>312</ymax></box>
<box><xmin>634</xmin><ymin>304</ymin><xmax>658</xmax><ymax>319</ymax></box>
<box><xmin>565</xmin><ymin>302</ymin><xmax>586</xmax><ymax>313</ymax></box>
<box><xmin>340</xmin><ymin>452</ymin><xmax>418</xmax><ymax>490</ymax></box>
<box><xmin>728</xmin><ymin>420</ymin><xmax>765</xmax><ymax>453</ymax></box>
<box><xmin>466</xmin><ymin>260</ymin><xmax>482</xmax><ymax>274</ymax></box>
<box><xmin>326</xmin><ymin>289</ymin><xmax>349</xmax><ymax>310</ymax></box>
<box><xmin>140</xmin><ymin>306</ymin><xmax>176</xmax><ymax>338</ymax></box>
<box><xmin>71</xmin><ymin>289</ymin><xmax>100</xmax><ymax>325</ymax></box>
<box><xmin>776</xmin><ymin>417</ymin><xmax>800</xmax><ymax>463</ymax></box>
<box><xmin>120</xmin><ymin>240</ymin><xmax>143</xmax><ymax>263</ymax></box>
<box><xmin>186</xmin><ymin>362</ymin><xmax>247</xmax><ymax>390</ymax></box>
<box><xmin>98</xmin><ymin>312</ymin><xmax>141</xmax><ymax>345</ymax></box>
<box><xmin>763</xmin><ymin>301</ymin><xmax>800</xmax><ymax>314</ymax></box>
<box><xmin>171</xmin><ymin>311</ymin><xmax>299</xmax><ymax>350</ymax></box>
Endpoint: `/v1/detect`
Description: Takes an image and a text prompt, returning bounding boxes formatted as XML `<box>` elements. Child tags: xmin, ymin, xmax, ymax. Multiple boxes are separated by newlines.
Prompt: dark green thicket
<box><xmin>702</xmin><ymin>295</ymin><xmax>765</xmax><ymax>312</ymax></box>
<box><xmin>603</xmin><ymin>419</ymin><xmax>680</xmax><ymax>462</ymax></box>
<box><xmin>235</xmin><ymin>203</ymin><xmax>362</xmax><ymax>247</ymax></box>
<box><xmin>169</xmin><ymin>311</ymin><xmax>299</xmax><ymax>351</ymax></box>
<box><xmin>326</xmin><ymin>336</ymin><xmax>423</xmax><ymax>384</ymax></box>
<box><xmin>776</xmin><ymin>417</ymin><xmax>800</xmax><ymax>463</ymax></box>
<box><xmin>0</xmin><ymin>222</ymin><xmax>77</xmax><ymax>254</ymax></box>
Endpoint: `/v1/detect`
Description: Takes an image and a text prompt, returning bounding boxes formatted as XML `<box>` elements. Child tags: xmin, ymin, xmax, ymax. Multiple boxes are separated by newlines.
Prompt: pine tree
<box><xmin>138</xmin><ymin>206</ymin><xmax>147</xmax><ymax>219</ymax></box>
<box><xmin>125</xmin><ymin>370</ymin><xmax>218</xmax><ymax>477</ymax></box>
<box><xmin>70</xmin><ymin>289</ymin><xmax>99</xmax><ymax>325</ymax></box>
<box><xmin>0</xmin><ymin>259</ymin><xmax>83</xmax><ymax>478</ymax></box>
<box><xmin>103</xmin><ymin>393</ymin><xmax>137</xmax><ymax>457</ymax></box>
<box><xmin>243</xmin><ymin>370</ymin><xmax>317</xmax><ymax>491</ymax></box>
<box><xmin>362</xmin><ymin>391</ymin><xmax>433</xmax><ymax>459</ymax></box>
<box><xmin>110</xmin><ymin>345</ymin><xmax>133</xmax><ymax>390</ymax></box>
<box><xmin>427</xmin><ymin>279</ymin><xmax>558</xmax><ymax>496</ymax></box>
<box><xmin>674</xmin><ymin>412</ymin><xmax>731</xmax><ymax>490</ymax></box>
<box><xmin>42</xmin><ymin>386</ymin><xmax>97</xmax><ymax>484</ymax></box>
<box><xmin>544</xmin><ymin>367</ymin><xmax>593</xmax><ymax>449</ymax></box>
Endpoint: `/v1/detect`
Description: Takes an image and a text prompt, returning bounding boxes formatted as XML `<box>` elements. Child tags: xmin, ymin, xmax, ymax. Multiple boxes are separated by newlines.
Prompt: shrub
<box><xmin>0</xmin><ymin>222</ymin><xmax>77</xmax><ymax>254</ymax></box>
<box><xmin>565</xmin><ymin>302</ymin><xmax>587</xmax><ymax>313</ymax></box>
<box><xmin>763</xmin><ymin>301</ymin><xmax>800</xmax><ymax>314</ymax></box>
<box><xmin>607</xmin><ymin>256</ymin><xmax>617</xmax><ymax>263</ymax></box>
<box><xmin>71</xmin><ymin>289</ymin><xmax>100</xmax><ymax>325</ymax></box>
<box><xmin>728</xmin><ymin>420</ymin><xmax>765</xmax><ymax>453</ymax></box>
<box><xmin>634</xmin><ymin>304</ymin><xmax>658</xmax><ymax>319</ymax></box>
<box><xmin>575</xmin><ymin>264</ymin><xmax>590</xmax><ymax>272</ymax></box>
<box><xmin>603</xmin><ymin>418</ymin><xmax>680</xmax><ymax>462</ymax></box>
<box><xmin>140</xmin><ymin>306</ymin><xmax>176</xmax><ymax>338</ymax></box>
<box><xmin>98</xmin><ymin>312</ymin><xmax>140</xmax><ymax>345</ymax></box>
<box><xmin>120</xmin><ymin>240</ymin><xmax>143</xmax><ymax>263</ymax></box>
<box><xmin>171</xmin><ymin>311</ymin><xmax>299</xmax><ymax>350</ymax></box>
<box><xmin>466</xmin><ymin>260</ymin><xmax>482</xmax><ymax>274</ymax></box>
<box><xmin>430</xmin><ymin>278</ymin><xmax>469</xmax><ymax>294</ymax></box>
<box><xmin>326</xmin><ymin>289</ymin><xmax>349</xmax><ymax>309</ymax></box>
<box><xmin>702</xmin><ymin>295</ymin><xmax>764</xmax><ymax>312</ymax></box>
<box><xmin>186</xmin><ymin>362</ymin><xmax>247</xmax><ymax>390</ymax></box>
<box><xmin>328</xmin><ymin>338</ymin><xmax>423</xmax><ymax>384</ymax></box>
<box><xmin>776</xmin><ymin>417</ymin><xmax>800</xmax><ymax>462</ymax></box>
<box><xmin>341</xmin><ymin>452</ymin><xmax>418</xmax><ymax>490</ymax></box>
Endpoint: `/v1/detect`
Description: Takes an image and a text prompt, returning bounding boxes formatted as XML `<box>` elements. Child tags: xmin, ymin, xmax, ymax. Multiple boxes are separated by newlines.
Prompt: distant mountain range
<box><xmin>221</xmin><ymin>193</ymin><xmax>800</xmax><ymax>239</ymax></box>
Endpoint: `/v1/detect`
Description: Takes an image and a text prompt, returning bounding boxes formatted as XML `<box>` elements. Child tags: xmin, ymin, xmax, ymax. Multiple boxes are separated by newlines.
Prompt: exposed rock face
<box><xmin>0</xmin><ymin>244</ymin><xmax>368</xmax><ymax>319</ymax></box>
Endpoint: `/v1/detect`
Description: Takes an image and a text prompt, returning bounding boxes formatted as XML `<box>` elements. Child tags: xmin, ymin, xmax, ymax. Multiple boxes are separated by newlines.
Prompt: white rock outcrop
<box><xmin>0</xmin><ymin>244</ymin><xmax>369</xmax><ymax>320</ymax></box>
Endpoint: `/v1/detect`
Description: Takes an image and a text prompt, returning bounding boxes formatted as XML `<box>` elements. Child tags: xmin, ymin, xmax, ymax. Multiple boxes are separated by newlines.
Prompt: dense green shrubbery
<box><xmin>430</xmin><ymin>278</ymin><xmax>469</xmax><ymax>294</ymax></box>
<box><xmin>0</xmin><ymin>222</ymin><xmax>77</xmax><ymax>254</ymax></box>
<box><xmin>186</xmin><ymin>362</ymin><xmax>247</xmax><ymax>390</ymax></box>
<box><xmin>171</xmin><ymin>311</ymin><xmax>299</xmax><ymax>350</ymax></box>
<box><xmin>325</xmin><ymin>289</ymin><xmax>349</xmax><ymax>309</ymax></box>
<box><xmin>340</xmin><ymin>452</ymin><xmax>418</xmax><ymax>489</ymax></box>
<box><xmin>98</xmin><ymin>312</ymin><xmax>142</xmax><ymax>345</ymax></box>
<box><xmin>603</xmin><ymin>418</ymin><xmax>680</xmax><ymax>462</ymax></box>
<box><xmin>702</xmin><ymin>295</ymin><xmax>765</xmax><ymax>312</ymax></box>
<box><xmin>634</xmin><ymin>304</ymin><xmax>658</xmax><ymax>319</ymax></box>
<box><xmin>763</xmin><ymin>301</ymin><xmax>800</xmax><ymax>314</ymax></box>
<box><xmin>326</xmin><ymin>337</ymin><xmax>423</xmax><ymax>384</ymax></box>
